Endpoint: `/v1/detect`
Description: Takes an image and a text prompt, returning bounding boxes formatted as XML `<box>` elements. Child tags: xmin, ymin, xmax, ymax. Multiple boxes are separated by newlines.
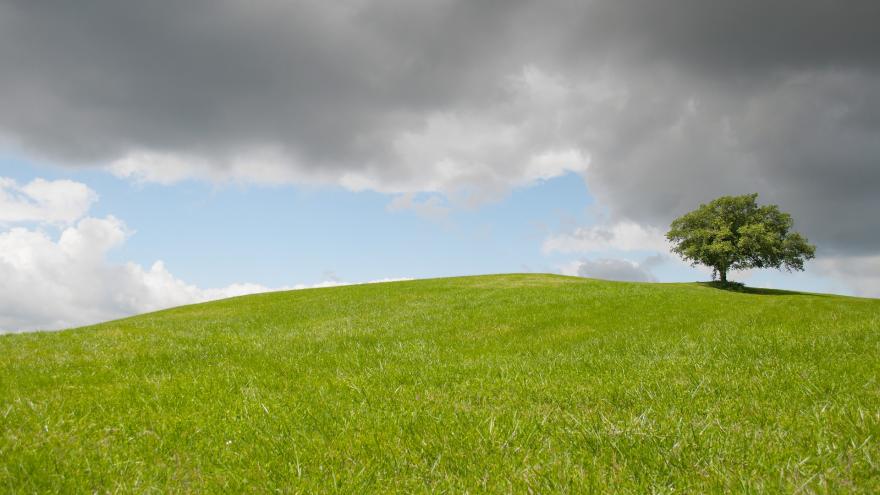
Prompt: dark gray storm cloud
<box><xmin>1</xmin><ymin>0</ymin><xmax>878</xmax><ymax>254</ymax></box>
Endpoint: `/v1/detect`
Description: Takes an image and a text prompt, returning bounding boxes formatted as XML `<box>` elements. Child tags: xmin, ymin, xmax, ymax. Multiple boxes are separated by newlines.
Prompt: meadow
<box><xmin>1</xmin><ymin>274</ymin><xmax>878</xmax><ymax>493</ymax></box>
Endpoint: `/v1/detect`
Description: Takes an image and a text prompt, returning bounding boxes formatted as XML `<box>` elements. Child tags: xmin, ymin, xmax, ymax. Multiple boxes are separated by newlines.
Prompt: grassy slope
<box><xmin>1</xmin><ymin>274</ymin><xmax>879</xmax><ymax>493</ymax></box>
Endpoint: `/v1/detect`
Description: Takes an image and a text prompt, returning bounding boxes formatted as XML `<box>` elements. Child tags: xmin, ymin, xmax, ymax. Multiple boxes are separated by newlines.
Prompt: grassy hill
<box><xmin>1</xmin><ymin>274</ymin><xmax>879</xmax><ymax>493</ymax></box>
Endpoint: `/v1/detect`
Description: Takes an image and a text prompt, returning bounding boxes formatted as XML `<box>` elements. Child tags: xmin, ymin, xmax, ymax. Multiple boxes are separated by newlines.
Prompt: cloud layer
<box><xmin>2</xmin><ymin>1</ymin><xmax>873</xmax><ymax>224</ymax></box>
<box><xmin>0</xmin><ymin>178</ymin><xmax>97</xmax><ymax>224</ymax></box>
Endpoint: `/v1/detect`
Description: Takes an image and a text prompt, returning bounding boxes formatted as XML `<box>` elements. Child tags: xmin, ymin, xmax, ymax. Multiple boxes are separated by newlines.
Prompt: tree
<box><xmin>666</xmin><ymin>194</ymin><xmax>815</xmax><ymax>283</ymax></box>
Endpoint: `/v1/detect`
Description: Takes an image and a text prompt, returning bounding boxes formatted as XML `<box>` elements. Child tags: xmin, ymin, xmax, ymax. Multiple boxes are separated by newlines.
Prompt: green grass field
<box><xmin>1</xmin><ymin>274</ymin><xmax>879</xmax><ymax>493</ymax></box>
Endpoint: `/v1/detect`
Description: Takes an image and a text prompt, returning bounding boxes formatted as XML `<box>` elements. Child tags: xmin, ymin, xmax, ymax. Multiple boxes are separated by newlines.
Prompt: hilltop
<box><xmin>1</xmin><ymin>274</ymin><xmax>878</xmax><ymax>492</ymax></box>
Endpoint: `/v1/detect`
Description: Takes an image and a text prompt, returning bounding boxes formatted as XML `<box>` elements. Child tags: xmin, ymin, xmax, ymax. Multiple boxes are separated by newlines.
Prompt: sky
<box><xmin>1</xmin><ymin>0</ymin><xmax>878</xmax><ymax>332</ymax></box>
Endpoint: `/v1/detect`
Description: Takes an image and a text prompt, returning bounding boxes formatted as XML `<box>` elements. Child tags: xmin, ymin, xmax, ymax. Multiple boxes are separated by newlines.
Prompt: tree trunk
<box><xmin>719</xmin><ymin>267</ymin><xmax>727</xmax><ymax>283</ymax></box>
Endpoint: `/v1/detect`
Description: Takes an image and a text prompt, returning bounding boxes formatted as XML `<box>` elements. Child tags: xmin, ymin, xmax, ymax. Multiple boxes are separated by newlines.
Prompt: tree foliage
<box><xmin>666</xmin><ymin>194</ymin><xmax>815</xmax><ymax>283</ymax></box>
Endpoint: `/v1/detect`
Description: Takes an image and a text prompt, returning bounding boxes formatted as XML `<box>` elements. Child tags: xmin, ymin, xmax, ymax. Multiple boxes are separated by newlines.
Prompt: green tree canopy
<box><xmin>666</xmin><ymin>194</ymin><xmax>815</xmax><ymax>283</ymax></box>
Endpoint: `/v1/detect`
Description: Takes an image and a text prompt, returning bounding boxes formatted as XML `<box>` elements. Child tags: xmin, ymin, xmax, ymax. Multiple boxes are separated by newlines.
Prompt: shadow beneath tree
<box><xmin>696</xmin><ymin>281</ymin><xmax>820</xmax><ymax>297</ymax></box>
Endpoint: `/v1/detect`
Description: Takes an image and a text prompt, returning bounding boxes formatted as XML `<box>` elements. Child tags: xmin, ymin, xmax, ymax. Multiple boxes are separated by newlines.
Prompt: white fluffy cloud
<box><xmin>560</xmin><ymin>255</ymin><xmax>666</xmax><ymax>283</ymax></box>
<box><xmin>815</xmin><ymin>255</ymin><xmax>880</xmax><ymax>298</ymax></box>
<box><xmin>577</xmin><ymin>258</ymin><xmax>657</xmax><ymax>282</ymax></box>
<box><xmin>543</xmin><ymin>220</ymin><xmax>669</xmax><ymax>254</ymax></box>
<box><xmin>0</xmin><ymin>215</ymin><xmax>284</xmax><ymax>332</ymax></box>
<box><xmin>0</xmin><ymin>177</ymin><xmax>97</xmax><ymax>224</ymax></box>
<box><xmin>0</xmin><ymin>177</ymin><xmax>410</xmax><ymax>333</ymax></box>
